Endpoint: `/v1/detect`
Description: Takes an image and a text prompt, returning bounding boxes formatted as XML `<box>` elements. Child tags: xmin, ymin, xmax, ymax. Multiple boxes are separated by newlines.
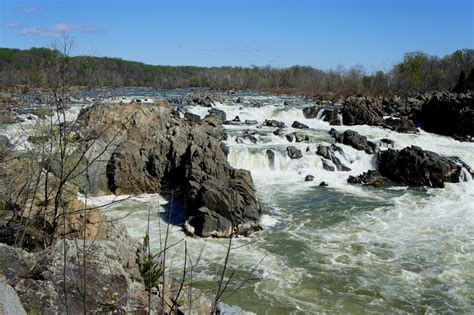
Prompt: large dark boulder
<box><xmin>329</xmin><ymin>129</ymin><xmax>378</xmax><ymax>154</ymax></box>
<box><xmin>73</xmin><ymin>103</ymin><xmax>261</xmax><ymax>237</ymax></box>
<box><xmin>347</xmin><ymin>170</ymin><xmax>392</xmax><ymax>187</ymax></box>
<box><xmin>418</xmin><ymin>92</ymin><xmax>473</xmax><ymax>140</ymax></box>
<box><xmin>316</xmin><ymin>144</ymin><xmax>352</xmax><ymax>171</ymax></box>
<box><xmin>291</xmin><ymin>121</ymin><xmax>309</xmax><ymax>129</ymax></box>
<box><xmin>302</xmin><ymin>106</ymin><xmax>320</xmax><ymax>119</ymax></box>
<box><xmin>287</xmin><ymin>146</ymin><xmax>303</xmax><ymax>159</ymax></box>
<box><xmin>184</xmin><ymin>112</ymin><xmax>201</xmax><ymax>123</ymax></box>
<box><xmin>377</xmin><ymin>146</ymin><xmax>464</xmax><ymax>188</ymax></box>
<box><xmin>263</xmin><ymin>119</ymin><xmax>286</xmax><ymax>128</ymax></box>
<box><xmin>206</xmin><ymin>108</ymin><xmax>226</xmax><ymax>123</ymax></box>
<box><xmin>349</xmin><ymin>146</ymin><xmax>469</xmax><ymax>188</ymax></box>
<box><xmin>293</xmin><ymin>132</ymin><xmax>309</xmax><ymax>142</ymax></box>
<box><xmin>302</xmin><ymin>104</ymin><xmax>341</xmax><ymax>125</ymax></box>
<box><xmin>181</xmin><ymin>91</ymin><xmax>227</xmax><ymax>107</ymax></box>
<box><xmin>383</xmin><ymin>117</ymin><xmax>418</xmax><ymax>133</ymax></box>
<box><xmin>340</xmin><ymin>102</ymin><xmax>384</xmax><ymax>126</ymax></box>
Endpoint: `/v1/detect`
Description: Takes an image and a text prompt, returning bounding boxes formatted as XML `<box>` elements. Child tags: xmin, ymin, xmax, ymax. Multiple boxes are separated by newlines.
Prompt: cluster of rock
<box><xmin>73</xmin><ymin>102</ymin><xmax>261</xmax><ymax>237</ymax></box>
<box><xmin>0</xmin><ymin>215</ymin><xmax>211</xmax><ymax>314</ymax></box>
<box><xmin>329</xmin><ymin>128</ymin><xmax>378</xmax><ymax>154</ymax></box>
<box><xmin>303</xmin><ymin>91</ymin><xmax>473</xmax><ymax>140</ymax></box>
<box><xmin>416</xmin><ymin>91</ymin><xmax>473</xmax><ymax>141</ymax></box>
<box><xmin>174</xmin><ymin>90</ymin><xmax>229</xmax><ymax>107</ymax></box>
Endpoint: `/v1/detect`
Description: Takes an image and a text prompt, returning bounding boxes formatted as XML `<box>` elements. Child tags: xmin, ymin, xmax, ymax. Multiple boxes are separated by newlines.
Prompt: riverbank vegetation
<box><xmin>1</xmin><ymin>47</ymin><xmax>473</xmax><ymax>96</ymax></box>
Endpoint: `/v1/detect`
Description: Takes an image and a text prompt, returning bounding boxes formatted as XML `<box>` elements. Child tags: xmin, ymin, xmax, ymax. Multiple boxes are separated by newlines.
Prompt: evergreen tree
<box><xmin>466</xmin><ymin>68</ymin><xmax>474</xmax><ymax>91</ymax></box>
<box><xmin>452</xmin><ymin>70</ymin><xmax>467</xmax><ymax>93</ymax></box>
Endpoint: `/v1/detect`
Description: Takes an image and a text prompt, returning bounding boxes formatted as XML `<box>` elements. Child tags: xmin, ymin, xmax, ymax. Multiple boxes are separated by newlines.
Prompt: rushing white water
<box><xmin>3</xmin><ymin>89</ymin><xmax>474</xmax><ymax>313</ymax></box>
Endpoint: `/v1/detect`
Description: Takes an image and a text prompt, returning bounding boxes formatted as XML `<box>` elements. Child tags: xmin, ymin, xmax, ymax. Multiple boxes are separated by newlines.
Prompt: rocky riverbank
<box><xmin>303</xmin><ymin>90</ymin><xmax>473</xmax><ymax>141</ymax></box>
<box><xmin>72</xmin><ymin>101</ymin><xmax>262</xmax><ymax>237</ymax></box>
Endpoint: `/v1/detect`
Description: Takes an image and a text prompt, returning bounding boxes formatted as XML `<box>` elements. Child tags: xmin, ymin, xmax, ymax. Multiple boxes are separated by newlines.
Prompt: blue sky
<box><xmin>0</xmin><ymin>0</ymin><xmax>472</xmax><ymax>71</ymax></box>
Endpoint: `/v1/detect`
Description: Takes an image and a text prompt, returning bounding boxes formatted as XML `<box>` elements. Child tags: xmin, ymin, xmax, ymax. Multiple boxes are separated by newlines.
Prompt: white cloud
<box><xmin>18</xmin><ymin>23</ymin><xmax>101</xmax><ymax>37</ymax></box>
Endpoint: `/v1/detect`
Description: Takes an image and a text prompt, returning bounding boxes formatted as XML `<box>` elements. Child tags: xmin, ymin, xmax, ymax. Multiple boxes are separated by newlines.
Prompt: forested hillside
<box><xmin>1</xmin><ymin>47</ymin><xmax>473</xmax><ymax>96</ymax></box>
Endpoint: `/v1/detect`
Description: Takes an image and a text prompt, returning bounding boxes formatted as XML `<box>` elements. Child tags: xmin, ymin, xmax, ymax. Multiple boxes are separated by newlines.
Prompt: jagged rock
<box><xmin>181</xmin><ymin>91</ymin><xmax>226</xmax><ymax>107</ymax></box>
<box><xmin>418</xmin><ymin>92</ymin><xmax>473</xmax><ymax>140</ymax></box>
<box><xmin>232</xmin><ymin>115</ymin><xmax>241</xmax><ymax>122</ymax></box>
<box><xmin>285</xmin><ymin>134</ymin><xmax>294</xmax><ymax>142</ymax></box>
<box><xmin>291</xmin><ymin>121</ymin><xmax>309</xmax><ymax>129</ymax></box>
<box><xmin>377</xmin><ymin>146</ymin><xmax>465</xmax><ymax>188</ymax></box>
<box><xmin>348</xmin><ymin>170</ymin><xmax>391</xmax><ymax>187</ymax></box>
<box><xmin>0</xmin><ymin>244</ymin><xmax>28</xmax><ymax>280</ymax></box>
<box><xmin>263</xmin><ymin>119</ymin><xmax>286</xmax><ymax>128</ymax></box>
<box><xmin>321</xmin><ymin>159</ymin><xmax>335</xmax><ymax>171</ymax></box>
<box><xmin>380</xmin><ymin>138</ymin><xmax>395</xmax><ymax>148</ymax></box>
<box><xmin>11</xmin><ymin>240</ymin><xmax>160</xmax><ymax>314</ymax></box>
<box><xmin>304</xmin><ymin>175</ymin><xmax>314</xmax><ymax>181</ymax></box>
<box><xmin>273</xmin><ymin>128</ymin><xmax>285</xmax><ymax>136</ymax></box>
<box><xmin>266</xmin><ymin>149</ymin><xmax>276</xmax><ymax>169</ymax></box>
<box><xmin>303</xmin><ymin>104</ymin><xmax>341</xmax><ymax>125</ymax></box>
<box><xmin>329</xmin><ymin>129</ymin><xmax>378</xmax><ymax>154</ymax></box>
<box><xmin>236</xmin><ymin>97</ymin><xmax>243</xmax><ymax>103</ymax></box>
<box><xmin>0</xmin><ymin>276</ymin><xmax>27</xmax><ymax>315</ymax></box>
<box><xmin>384</xmin><ymin>117</ymin><xmax>418</xmax><ymax>133</ymax></box>
<box><xmin>319</xmin><ymin>181</ymin><xmax>328</xmax><ymax>187</ymax></box>
<box><xmin>244</xmin><ymin>129</ymin><xmax>257</xmax><ymax>136</ymax></box>
<box><xmin>302</xmin><ymin>106</ymin><xmax>320</xmax><ymax>118</ymax></box>
<box><xmin>184</xmin><ymin>112</ymin><xmax>201</xmax><ymax>124</ymax></box>
<box><xmin>293</xmin><ymin>132</ymin><xmax>309</xmax><ymax>142</ymax></box>
<box><xmin>349</xmin><ymin>146</ymin><xmax>468</xmax><ymax>188</ymax></box>
<box><xmin>245</xmin><ymin>119</ymin><xmax>258</xmax><ymax>125</ymax></box>
<box><xmin>340</xmin><ymin>102</ymin><xmax>384</xmax><ymax>126</ymax></box>
<box><xmin>73</xmin><ymin>103</ymin><xmax>261</xmax><ymax>237</ymax></box>
<box><xmin>287</xmin><ymin>146</ymin><xmax>303</xmax><ymax>159</ymax></box>
<box><xmin>207</xmin><ymin>108</ymin><xmax>226</xmax><ymax>123</ymax></box>
<box><xmin>242</xmin><ymin>134</ymin><xmax>258</xmax><ymax>143</ymax></box>
<box><xmin>316</xmin><ymin>144</ymin><xmax>351</xmax><ymax>171</ymax></box>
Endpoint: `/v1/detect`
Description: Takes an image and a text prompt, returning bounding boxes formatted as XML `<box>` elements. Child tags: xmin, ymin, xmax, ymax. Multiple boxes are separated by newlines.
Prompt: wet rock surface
<box><xmin>73</xmin><ymin>103</ymin><xmax>261</xmax><ymax>237</ymax></box>
<box><xmin>329</xmin><ymin>128</ymin><xmax>378</xmax><ymax>154</ymax></box>
<box><xmin>349</xmin><ymin>146</ymin><xmax>470</xmax><ymax>188</ymax></box>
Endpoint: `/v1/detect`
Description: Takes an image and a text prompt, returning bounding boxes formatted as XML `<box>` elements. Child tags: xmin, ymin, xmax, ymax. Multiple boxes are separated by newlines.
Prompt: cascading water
<box><xmin>7</xmin><ymin>88</ymin><xmax>473</xmax><ymax>314</ymax></box>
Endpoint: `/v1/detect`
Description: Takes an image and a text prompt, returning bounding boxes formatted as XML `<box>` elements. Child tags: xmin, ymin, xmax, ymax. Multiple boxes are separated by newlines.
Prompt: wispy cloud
<box><xmin>18</xmin><ymin>23</ymin><xmax>101</xmax><ymax>37</ymax></box>
<box><xmin>5</xmin><ymin>22</ymin><xmax>21</xmax><ymax>29</ymax></box>
<box><xmin>18</xmin><ymin>5</ymin><xmax>38</xmax><ymax>14</ymax></box>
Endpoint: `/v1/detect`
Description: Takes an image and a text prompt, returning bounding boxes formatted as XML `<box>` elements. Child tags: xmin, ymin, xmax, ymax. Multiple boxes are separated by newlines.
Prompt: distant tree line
<box><xmin>0</xmin><ymin>47</ymin><xmax>473</xmax><ymax>96</ymax></box>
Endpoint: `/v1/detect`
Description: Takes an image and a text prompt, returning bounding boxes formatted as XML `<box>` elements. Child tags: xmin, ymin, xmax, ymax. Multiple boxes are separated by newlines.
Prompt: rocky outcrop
<box><xmin>180</xmin><ymin>91</ymin><xmax>227</xmax><ymax>107</ymax></box>
<box><xmin>340</xmin><ymin>102</ymin><xmax>385</xmax><ymax>127</ymax></box>
<box><xmin>73</xmin><ymin>103</ymin><xmax>261</xmax><ymax>237</ymax></box>
<box><xmin>303</xmin><ymin>96</ymin><xmax>422</xmax><ymax>133</ymax></box>
<box><xmin>206</xmin><ymin>108</ymin><xmax>227</xmax><ymax>123</ymax></box>
<box><xmin>293</xmin><ymin>132</ymin><xmax>309</xmax><ymax>142</ymax></box>
<box><xmin>383</xmin><ymin>117</ymin><xmax>418</xmax><ymax>133</ymax></box>
<box><xmin>417</xmin><ymin>92</ymin><xmax>473</xmax><ymax>140</ymax></box>
<box><xmin>347</xmin><ymin>170</ymin><xmax>392</xmax><ymax>187</ymax></box>
<box><xmin>287</xmin><ymin>146</ymin><xmax>303</xmax><ymax>159</ymax></box>
<box><xmin>0</xmin><ymin>276</ymin><xmax>26</xmax><ymax>315</ymax></box>
<box><xmin>316</xmin><ymin>144</ymin><xmax>352</xmax><ymax>171</ymax></box>
<box><xmin>291</xmin><ymin>121</ymin><xmax>309</xmax><ymax>129</ymax></box>
<box><xmin>329</xmin><ymin>128</ymin><xmax>378</xmax><ymax>154</ymax></box>
<box><xmin>302</xmin><ymin>104</ymin><xmax>341</xmax><ymax>125</ymax></box>
<box><xmin>349</xmin><ymin>146</ymin><xmax>471</xmax><ymax>188</ymax></box>
<box><xmin>264</xmin><ymin>119</ymin><xmax>286</xmax><ymax>128</ymax></box>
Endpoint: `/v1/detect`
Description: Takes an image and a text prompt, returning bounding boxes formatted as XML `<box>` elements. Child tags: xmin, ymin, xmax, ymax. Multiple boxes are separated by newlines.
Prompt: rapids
<box><xmin>3</xmin><ymin>88</ymin><xmax>473</xmax><ymax>314</ymax></box>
